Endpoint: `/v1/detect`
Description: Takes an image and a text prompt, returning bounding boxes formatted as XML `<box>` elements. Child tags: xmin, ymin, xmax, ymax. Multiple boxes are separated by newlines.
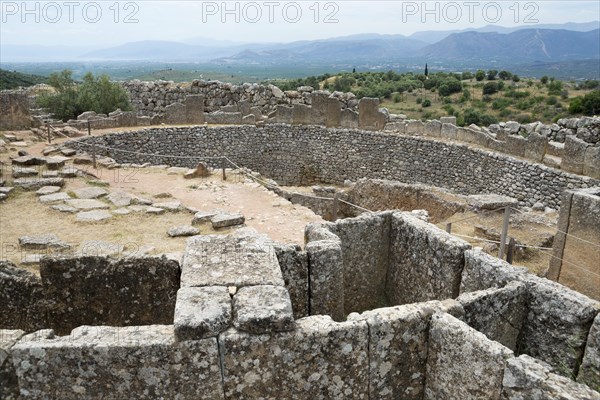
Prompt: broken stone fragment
<box><xmin>168</xmin><ymin>226</ymin><xmax>200</xmax><ymax>237</ymax></box>
<box><xmin>211</xmin><ymin>213</ymin><xmax>245</xmax><ymax>229</ymax></box>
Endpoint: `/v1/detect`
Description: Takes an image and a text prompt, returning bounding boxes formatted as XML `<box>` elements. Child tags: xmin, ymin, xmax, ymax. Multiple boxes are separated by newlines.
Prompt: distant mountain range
<box><xmin>2</xmin><ymin>21</ymin><xmax>598</xmax><ymax>66</ymax></box>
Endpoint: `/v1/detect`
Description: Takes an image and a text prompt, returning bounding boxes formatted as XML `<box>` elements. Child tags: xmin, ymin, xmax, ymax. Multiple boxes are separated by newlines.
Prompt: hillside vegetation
<box><xmin>270</xmin><ymin>70</ymin><xmax>600</xmax><ymax>125</ymax></box>
<box><xmin>0</xmin><ymin>68</ymin><xmax>47</xmax><ymax>90</ymax></box>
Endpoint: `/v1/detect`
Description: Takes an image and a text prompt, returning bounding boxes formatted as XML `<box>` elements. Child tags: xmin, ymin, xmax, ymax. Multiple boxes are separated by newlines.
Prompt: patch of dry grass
<box><xmin>0</xmin><ymin>189</ymin><xmax>211</xmax><ymax>273</ymax></box>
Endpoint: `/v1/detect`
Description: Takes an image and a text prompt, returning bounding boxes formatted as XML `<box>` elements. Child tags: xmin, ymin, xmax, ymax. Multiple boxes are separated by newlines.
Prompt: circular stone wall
<box><xmin>66</xmin><ymin>124</ymin><xmax>600</xmax><ymax>209</ymax></box>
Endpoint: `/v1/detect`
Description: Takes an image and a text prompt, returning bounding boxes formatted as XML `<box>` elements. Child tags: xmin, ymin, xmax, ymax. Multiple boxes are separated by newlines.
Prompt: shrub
<box><xmin>37</xmin><ymin>70</ymin><xmax>131</xmax><ymax>121</ymax></box>
<box><xmin>569</xmin><ymin>90</ymin><xmax>600</xmax><ymax>115</ymax></box>
<box><xmin>422</xmin><ymin>99</ymin><xmax>432</xmax><ymax>107</ymax></box>
<box><xmin>482</xmin><ymin>82</ymin><xmax>499</xmax><ymax>95</ymax></box>
<box><xmin>475</xmin><ymin>70</ymin><xmax>485</xmax><ymax>81</ymax></box>
<box><xmin>438</xmin><ymin>80</ymin><xmax>462</xmax><ymax>97</ymax></box>
<box><xmin>416</xmin><ymin>97</ymin><xmax>422</xmax><ymax>104</ymax></box>
<box><xmin>498</xmin><ymin>70</ymin><xmax>512</xmax><ymax>80</ymax></box>
<box><xmin>547</xmin><ymin>80</ymin><xmax>563</xmax><ymax>96</ymax></box>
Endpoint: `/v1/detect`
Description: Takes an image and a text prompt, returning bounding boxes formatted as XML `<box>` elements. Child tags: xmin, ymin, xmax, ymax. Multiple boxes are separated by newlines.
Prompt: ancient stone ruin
<box><xmin>1</xmin><ymin>78</ymin><xmax>600</xmax><ymax>398</ymax></box>
<box><xmin>1</xmin><ymin>118</ymin><xmax>600</xmax><ymax>398</ymax></box>
<box><xmin>1</xmin><ymin>213</ymin><xmax>599</xmax><ymax>398</ymax></box>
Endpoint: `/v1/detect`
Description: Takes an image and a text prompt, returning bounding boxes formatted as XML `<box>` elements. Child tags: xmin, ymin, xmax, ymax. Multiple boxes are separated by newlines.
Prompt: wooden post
<box><xmin>87</xmin><ymin>120</ymin><xmax>91</xmax><ymax>136</ymax></box>
<box><xmin>331</xmin><ymin>193</ymin><xmax>339</xmax><ymax>222</ymax></box>
<box><xmin>498</xmin><ymin>207</ymin><xmax>511</xmax><ymax>259</ymax></box>
<box><xmin>222</xmin><ymin>156</ymin><xmax>226</xmax><ymax>181</ymax></box>
<box><xmin>47</xmin><ymin>125</ymin><xmax>51</xmax><ymax>144</ymax></box>
<box><xmin>445</xmin><ymin>223</ymin><xmax>452</xmax><ymax>233</ymax></box>
<box><xmin>332</xmin><ymin>193</ymin><xmax>339</xmax><ymax>221</ymax></box>
<box><xmin>506</xmin><ymin>238</ymin><xmax>516</xmax><ymax>264</ymax></box>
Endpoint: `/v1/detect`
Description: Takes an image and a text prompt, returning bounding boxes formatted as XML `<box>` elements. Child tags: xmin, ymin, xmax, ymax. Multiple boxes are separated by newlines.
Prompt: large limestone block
<box><xmin>349</xmin><ymin>300</ymin><xmax>463</xmax><ymax>400</ymax></box>
<box><xmin>219</xmin><ymin>316</ymin><xmax>369</xmax><ymax>399</ymax></box>
<box><xmin>181</xmin><ymin>229</ymin><xmax>284</xmax><ymax>288</ymax></box>
<box><xmin>578</xmin><ymin>313</ymin><xmax>600</xmax><ymax>391</ymax></box>
<box><xmin>459</xmin><ymin>248</ymin><xmax>529</xmax><ymax>293</ymax></box>
<box><xmin>0</xmin><ymin>262</ymin><xmax>47</xmax><ymax>332</ymax></box>
<box><xmin>274</xmin><ymin>244</ymin><xmax>309</xmax><ymax>319</ymax></box>
<box><xmin>11</xmin><ymin>325</ymin><xmax>224</xmax><ymax>399</ymax></box>
<box><xmin>502</xmin><ymin>354</ymin><xmax>600</xmax><ymax>399</ymax></box>
<box><xmin>425</xmin><ymin>312</ymin><xmax>514</xmax><ymax>399</ymax></box>
<box><xmin>305</xmin><ymin>238</ymin><xmax>344</xmax><ymax>321</ymax></box>
<box><xmin>386</xmin><ymin>212</ymin><xmax>471</xmax><ymax>305</ymax></box>
<box><xmin>232</xmin><ymin>285</ymin><xmax>295</xmax><ymax>334</ymax></box>
<box><xmin>40</xmin><ymin>256</ymin><xmax>180</xmax><ymax>335</ymax></box>
<box><xmin>322</xmin><ymin>212</ymin><xmax>392</xmax><ymax>313</ymax></box>
<box><xmin>517</xmin><ymin>277</ymin><xmax>600</xmax><ymax>379</ymax></box>
<box><xmin>0</xmin><ymin>329</ymin><xmax>25</xmax><ymax>400</ymax></box>
<box><xmin>458</xmin><ymin>281</ymin><xmax>527</xmax><ymax>351</ymax></box>
<box><xmin>174</xmin><ymin>286</ymin><xmax>231</xmax><ymax>341</ymax></box>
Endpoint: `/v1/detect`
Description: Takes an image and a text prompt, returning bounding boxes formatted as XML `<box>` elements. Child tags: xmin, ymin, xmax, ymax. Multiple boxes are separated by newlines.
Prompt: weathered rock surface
<box><xmin>425</xmin><ymin>312</ymin><xmax>514</xmax><ymax>399</ymax></box>
<box><xmin>174</xmin><ymin>286</ymin><xmax>231</xmax><ymax>341</ymax></box>
<box><xmin>349</xmin><ymin>300</ymin><xmax>464</xmax><ymax>400</ymax></box>
<box><xmin>152</xmin><ymin>200</ymin><xmax>181</xmax><ymax>211</ymax></box>
<box><xmin>192</xmin><ymin>210</ymin><xmax>218</xmax><ymax>225</ymax></box>
<box><xmin>233</xmin><ymin>285</ymin><xmax>295</xmax><ymax>334</ymax></box>
<box><xmin>39</xmin><ymin>192</ymin><xmax>71</xmax><ymax>203</ymax></box>
<box><xmin>305</xmin><ymin>234</ymin><xmax>344</xmax><ymax>321</ymax></box>
<box><xmin>72</xmin><ymin>187</ymin><xmax>108</xmax><ymax>199</ymax></box>
<box><xmin>12</xmin><ymin>167</ymin><xmax>38</xmax><ymax>178</ymax></box>
<box><xmin>75</xmin><ymin>210</ymin><xmax>113</xmax><ymax>222</ymax></box>
<box><xmin>0</xmin><ymin>261</ymin><xmax>47</xmax><ymax>332</ymax></box>
<box><xmin>578</xmin><ymin>313</ymin><xmax>600</xmax><ymax>391</ymax></box>
<box><xmin>458</xmin><ymin>281</ymin><xmax>527</xmax><ymax>351</ymax></box>
<box><xmin>502</xmin><ymin>355</ymin><xmax>600</xmax><ymax>399</ymax></box>
<box><xmin>211</xmin><ymin>212</ymin><xmax>245</xmax><ymax>228</ymax></box>
<box><xmin>0</xmin><ymin>329</ymin><xmax>25</xmax><ymax>400</ymax></box>
<box><xmin>11</xmin><ymin>155</ymin><xmax>46</xmax><ymax>166</ymax></box>
<box><xmin>40</xmin><ymin>256</ymin><xmax>180</xmax><ymax>335</ymax></box>
<box><xmin>18</xmin><ymin>233</ymin><xmax>70</xmax><ymax>250</ymax></box>
<box><xmin>66</xmin><ymin>198</ymin><xmax>109</xmax><ymax>210</ymax></box>
<box><xmin>467</xmin><ymin>194</ymin><xmax>519</xmax><ymax>210</ymax></box>
<box><xmin>274</xmin><ymin>244</ymin><xmax>309</xmax><ymax>319</ymax></box>
<box><xmin>78</xmin><ymin>240</ymin><xmax>125</xmax><ymax>257</ymax></box>
<box><xmin>387</xmin><ymin>212</ymin><xmax>471</xmax><ymax>305</ymax></box>
<box><xmin>219</xmin><ymin>316</ymin><xmax>369</xmax><ymax>399</ymax></box>
<box><xmin>167</xmin><ymin>225</ymin><xmax>200</xmax><ymax>237</ymax></box>
<box><xmin>181</xmin><ymin>228</ymin><xmax>284</xmax><ymax>288</ymax></box>
<box><xmin>106</xmin><ymin>191</ymin><xmax>134</xmax><ymax>207</ymax></box>
<box><xmin>518</xmin><ymin>278</ymin><xmax>600</xmax><ymax>379</ymax></box>
<box><xmin>11</xmin><ymin>325</ymin><xmax>224</xmax><ymax>399</ymax></box>
<box><xmin>51</xmin><ymin>204</ymin><xmax>77</xmax><ymax>213</ymax></box>
<box><xmin>13</xmin><ymin>177</ymin><xmax>64</xmax><ymax>190</ymax></box>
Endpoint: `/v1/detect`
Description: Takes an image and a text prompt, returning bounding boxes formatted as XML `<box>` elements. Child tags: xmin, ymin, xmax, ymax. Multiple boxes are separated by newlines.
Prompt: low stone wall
<box><xmin>385</xmin><ymin>116</ymin><xmax>600</xmax><ymax>179</ymax></box>
<box><xmin>64</xmin><ymin>125</ymin><xmax>600</xmax><ymax>209</ymax></box>
<box><xmin>548</xmin><ymin>187</ymin><xmax>600</xmax><ymax>300</ymax></box>
<box><xmin>2</xmin><ymin>215</ymin><xmax>600</xmax><ymax>398</ymax></box>
<box><xmin>0</xmin><ymin>256</ymin><xmax>180</xmax><ymax>335</ymax></box>
<box><xmin>122</xmin><ymin>79</ymin><xmax>358</xmax><ymax>116</ymax></box>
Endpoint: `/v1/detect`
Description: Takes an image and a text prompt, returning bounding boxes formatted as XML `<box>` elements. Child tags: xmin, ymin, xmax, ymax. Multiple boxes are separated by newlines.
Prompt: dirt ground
<box><xmin>0</xmin><ymin>129</ymin><xmax>323</xmax><ymax>272</ymax></box>
<box><xmin>436</xmin><ymin>209</ymin><xmax>558</xmax><ymax>276</ymax></box>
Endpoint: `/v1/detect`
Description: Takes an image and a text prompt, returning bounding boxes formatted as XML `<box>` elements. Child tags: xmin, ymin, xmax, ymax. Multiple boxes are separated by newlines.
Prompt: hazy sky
<box><xmin>1</xmin><ymin>0</ymin><xmax>599</xmax><ymax>46</ymax></box>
